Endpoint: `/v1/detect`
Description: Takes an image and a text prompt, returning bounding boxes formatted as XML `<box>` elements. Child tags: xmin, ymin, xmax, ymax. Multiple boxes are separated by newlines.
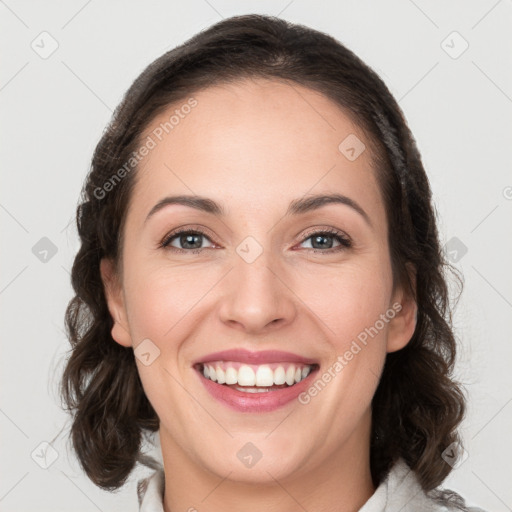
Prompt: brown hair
<box><xmin>60</xmin><ymin>13</ymin><xmax>466</xmax><ymax>494</ymax></box>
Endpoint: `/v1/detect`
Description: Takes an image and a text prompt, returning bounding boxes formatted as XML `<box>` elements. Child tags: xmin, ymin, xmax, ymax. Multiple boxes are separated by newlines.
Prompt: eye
<box><xmin>297</xmin><ymin>228</ymin><xmax>352</xmax><ymax>253</ymax></box>
<box><xmin>159</xmin><ymin>226</ymin><xmax>352</xmax><ymax>254</ymax></box>
<box><xmin>160</xmin><ymin>227</ymin><xmax>215</xmax><ymax>253</ymax></box>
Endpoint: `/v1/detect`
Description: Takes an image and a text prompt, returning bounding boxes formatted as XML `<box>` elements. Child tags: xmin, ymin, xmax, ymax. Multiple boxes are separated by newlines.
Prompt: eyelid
<box><xmin>298</xmin><ymin>226</ymin><xmax>352</xmax><ymax>243</ymax></box>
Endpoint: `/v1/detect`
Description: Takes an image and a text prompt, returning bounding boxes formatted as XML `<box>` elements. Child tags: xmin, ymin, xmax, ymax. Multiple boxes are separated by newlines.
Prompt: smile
<box><xmin>193</xmin><ymin>349</ymin><xmax>320</xmax><ymax>412</ymax></box>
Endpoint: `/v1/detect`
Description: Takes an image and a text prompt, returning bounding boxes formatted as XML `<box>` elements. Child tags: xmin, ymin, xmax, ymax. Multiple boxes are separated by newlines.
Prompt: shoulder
<box><xmin>137</xmin><ymin>465</ymin><xmax>165</xmax><ymax>512</ymax></box>
<box><xmin>359</xmin><ymin>458</ymin><xmax>488</xmax><ymax>512</ymax></box>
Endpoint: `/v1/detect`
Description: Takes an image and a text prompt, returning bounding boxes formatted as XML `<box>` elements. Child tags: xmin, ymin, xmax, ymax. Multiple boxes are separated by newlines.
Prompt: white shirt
<box><xmin>136</xmin><ymin>457</ymin><xmax>487</xmax><ymax>512</ymax></box>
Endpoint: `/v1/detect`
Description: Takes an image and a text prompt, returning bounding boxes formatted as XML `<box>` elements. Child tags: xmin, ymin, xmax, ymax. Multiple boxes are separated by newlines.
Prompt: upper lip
<box><xmin>194</xmin><ymin>348</ymin><xmax>319</xmax><ymax>366</ymax></box>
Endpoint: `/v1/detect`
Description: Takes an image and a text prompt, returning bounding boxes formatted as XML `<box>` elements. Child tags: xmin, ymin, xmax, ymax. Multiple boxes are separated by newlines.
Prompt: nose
<box><xmin>218</xmin><ymin>248</ymin><xmax>297</xmax><ymax>334</ymax></box>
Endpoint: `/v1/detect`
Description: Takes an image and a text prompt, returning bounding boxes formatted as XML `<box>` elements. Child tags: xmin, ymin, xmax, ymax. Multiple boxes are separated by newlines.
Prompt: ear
<box><xmin>386</xmin><ymin>263</ymin><xmax>418</xmax><ymax>353</ymax></box>
<box><xmin>100</xmin><ymin>258</ymin><xmax>132</xmax><ymax>347</ymax></box>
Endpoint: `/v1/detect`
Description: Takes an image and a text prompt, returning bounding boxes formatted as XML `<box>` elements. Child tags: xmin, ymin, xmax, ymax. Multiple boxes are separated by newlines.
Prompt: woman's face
<box><xmin>102</xmin><ymin>78</ymin><xmax>416</xmax><ymax>484</ymax></box>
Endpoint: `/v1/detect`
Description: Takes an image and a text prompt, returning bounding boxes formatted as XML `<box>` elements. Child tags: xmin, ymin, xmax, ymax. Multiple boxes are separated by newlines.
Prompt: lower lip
<box><xmin>196</xmin><ymin>367</ymin><xmax>319</xmax><ymax>413</ymax></box>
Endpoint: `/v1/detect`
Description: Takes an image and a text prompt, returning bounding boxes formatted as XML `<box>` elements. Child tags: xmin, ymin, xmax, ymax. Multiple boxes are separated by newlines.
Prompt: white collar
<box><xmin>137</xmin><ymin>457</ymin><xmax>483</xmax><ymax>512</ymax></box>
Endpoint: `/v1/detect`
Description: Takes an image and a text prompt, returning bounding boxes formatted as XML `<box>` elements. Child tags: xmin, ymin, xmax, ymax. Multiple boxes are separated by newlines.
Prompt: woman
<box><xmin>60</xmin><ymin>14</ymin><xmax>486</xmax><ymax>512</ymax></box>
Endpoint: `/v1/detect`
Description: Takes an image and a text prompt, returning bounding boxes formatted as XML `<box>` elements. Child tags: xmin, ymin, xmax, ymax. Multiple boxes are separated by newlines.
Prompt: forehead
<box><xmin>131</xmin><ymin>78</ymin><xmax>385</xmax><ymax>227</ymax></box>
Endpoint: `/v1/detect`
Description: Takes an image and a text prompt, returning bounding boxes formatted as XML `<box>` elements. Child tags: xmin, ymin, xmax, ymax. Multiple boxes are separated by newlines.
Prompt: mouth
<box><xmin>194</xmin><ymin>361</ymin><xmax>320</xmax><ymax>393</ymax></box>
<box><xmin>192</xmin><ymin>351</ymin><xmax>320</xmax><ymax>412</ymax></box>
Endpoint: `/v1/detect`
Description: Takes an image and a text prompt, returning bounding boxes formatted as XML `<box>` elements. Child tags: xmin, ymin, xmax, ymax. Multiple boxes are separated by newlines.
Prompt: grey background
<box><xmin>1</xmin><ymin>1</ymin><xmax>511</xmax><ymax>511</ymax></box>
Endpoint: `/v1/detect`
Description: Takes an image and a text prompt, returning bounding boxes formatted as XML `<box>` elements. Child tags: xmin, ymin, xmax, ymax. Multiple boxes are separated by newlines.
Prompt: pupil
<box><xmin>313</xmin><ymin>234</ymin><xmax>333</xmax><ymax>249</ymax></box>
<box><xmin>182</xmin><ymin>234</ymin><xmax>202</xmax><ymax>249</ymax></box>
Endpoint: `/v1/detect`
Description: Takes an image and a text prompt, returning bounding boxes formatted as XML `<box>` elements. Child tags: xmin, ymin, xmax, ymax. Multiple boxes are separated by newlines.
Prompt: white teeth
<box><xmin>285</xmin><ymin>366</ymin><xmax>295</xmax><ymax>386</ymax></box>
<box><xmin>255</xmin><ymin>365</ymin><xmax>274</xmax><ymax>386</ymax></box>
<box><xmin>201</xmin><ymin>362</ymin><xmax>315</xmax><ymax>387</ymax></box>
<box><xmin>225</xmin><ymin>367</ymin><xmax>238</xmax><ymax>385</ymax></box>
<box><xmin>234</xmin><ymin>386</ymin><xmax>271</xmax><ymax>393</ymax></box>
<box><xmin>216</xmin><ymin>366</ymin><xmax>226</xmax><ymax>384</ymax></box>
<box><xmin>238</xmin><ymin>365</ymin><xmax>256</xmax><ymax>386</ymax></box>
<box><xmin>273</xmin><ymin>366</ymin><xmax>286</xmax><ymax>385</ymax></box>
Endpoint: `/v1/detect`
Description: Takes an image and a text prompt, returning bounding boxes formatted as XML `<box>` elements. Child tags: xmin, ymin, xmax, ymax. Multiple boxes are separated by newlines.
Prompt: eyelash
<box><xmin>159</xmin><ymin>226</ymin><xmax>352</xmax><ymax>254</ymax></box>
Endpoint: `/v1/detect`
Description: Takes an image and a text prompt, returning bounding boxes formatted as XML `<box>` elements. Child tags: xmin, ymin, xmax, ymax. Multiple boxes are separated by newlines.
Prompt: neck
<box><xmin>160</xmin><ymin>412</ymin><xmax>375</xmax><ymax>512</ymax></box>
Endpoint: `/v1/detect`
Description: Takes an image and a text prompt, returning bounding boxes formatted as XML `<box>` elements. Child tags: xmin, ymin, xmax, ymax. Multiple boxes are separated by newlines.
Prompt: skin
<box><xmin>101</xmin><ymin>78</ymin><xmax>417</xmax><ymax>512</ymax></box>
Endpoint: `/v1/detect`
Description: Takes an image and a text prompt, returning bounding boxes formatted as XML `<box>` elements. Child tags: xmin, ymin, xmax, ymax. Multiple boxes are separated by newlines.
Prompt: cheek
<box><xmin>123</xmin><ymin>265</ymin><xmax>203</xmax><ymax>414</ymax></box>
<box><xmin>123</xmin><ymin>262</ymin><xmax>208</xmax><ymax>342</ymax></box>
<box><xmin>333</xmin><ymin>281</ymin><xmax>391</xmax><ymax>348</ymax></box>
<box><xmin>292</xmin><ymin>259</ymin><xmax>393</xmax><ymax>345</ymax></box>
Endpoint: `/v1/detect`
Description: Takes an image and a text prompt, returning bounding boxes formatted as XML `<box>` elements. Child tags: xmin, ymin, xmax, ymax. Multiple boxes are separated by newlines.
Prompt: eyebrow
<box><xmin>145</xmin><ymin>193</ymin><xmax>372</xmax><ymax>227</ymax></box>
